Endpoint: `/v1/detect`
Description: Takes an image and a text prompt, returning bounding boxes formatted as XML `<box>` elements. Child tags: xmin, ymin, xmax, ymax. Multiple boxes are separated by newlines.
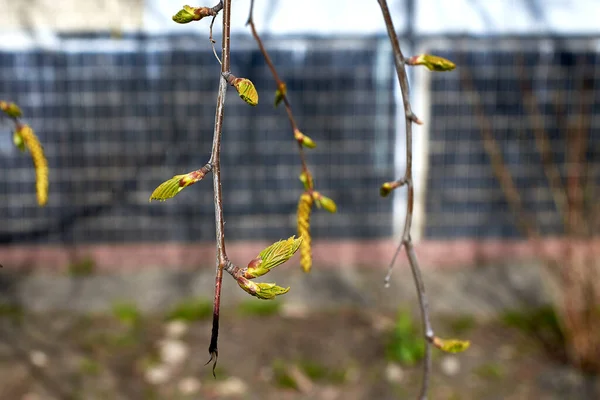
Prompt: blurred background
<box><xmin>0</xmin><ymin>0</ymin><xmax>598</xmax><ymax>399</ymax></box>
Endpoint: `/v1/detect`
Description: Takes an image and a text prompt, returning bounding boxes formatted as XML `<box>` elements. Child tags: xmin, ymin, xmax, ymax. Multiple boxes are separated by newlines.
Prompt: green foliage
<box><xmin>79</xmin><ymin>357</ymin><xmax>101</xmax><ymax>376</ymax></box>
<box><xmin>237</xmin><ymin>299</ymin><xmax>282</xmax><ymax>317</ymax></box>
<box><xmin>298</xmin><ymin>360</ymin><xmax>347</xmax><ymax>384</ymax></box>
<box><xmin>67</xmin><ymin>257</ymin><xmax>96</xmax><ymax>277</ymax></box>
<box><xmin>501</xmin><ymin>306</ymin><xmax>562</xmax><ymax>336</ymax></box>
<box><xmin>385</xmin><ymin>310</ymin><xmax>425</xmax><ymax>366</ymax></box>
<box><xmin>272</xmin><ymin>360</ymin><xmax>298</xmax><ymax>390</ymax></box>
<box><xmin>448</xmin><ymin>315</ymin><xmax>476</xmax><ymax>335</ymax></box>
<box><xmin>474</xmin><ymin>362</ymin><xmax>504</xmax><ymax>380</ymax></box>
<box><xmin>111</xmin><ymin>302</ymin><xmax>141</xmax><ymax>328</ymax></box>
<box><xmin>167</xmin><ymin>297</ymin><xmax>212</xmax><ymax>322</ymax></box>
<box><xmin>0</xmin><ymin>302</ymin><xmax>24</xmax><ymax>322</ymax></box>
<box><xmin>500</xmin><ymin>305</ymin><xmax>565</xmax><ymax>357</ymax></box>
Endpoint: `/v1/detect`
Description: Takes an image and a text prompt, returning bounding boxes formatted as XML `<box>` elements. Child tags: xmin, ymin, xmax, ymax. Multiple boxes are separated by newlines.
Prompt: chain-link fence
<box><xmin>423</xmin><ymin>37</ymin><xmax>599</xmax><ymax>238</ymax></box>
<box><xmin>0</xmin><ymin>34</ymin><xmax>396</xmax><ymax>244</ymax></box>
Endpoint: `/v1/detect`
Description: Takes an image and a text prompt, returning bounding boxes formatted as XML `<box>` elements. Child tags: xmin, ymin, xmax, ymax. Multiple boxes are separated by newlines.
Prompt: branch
<box><xmin>375</xmin><ymin>1</ymin><xmax>433</xmax><ymax>399</ymax></box>
<box><xmin>246</xmin><ymin>0</ymin><xmax>337</xmax><ymax>274</ymax></box>
<box><xmin>246</xmin><ymin>0</ymin><xmax>312</xmax><ymax>184</ymax></box>
<box><xmin>206</xmin><ymin>0</ymin><xmax>230</xmax><ymax>375</ymax></box>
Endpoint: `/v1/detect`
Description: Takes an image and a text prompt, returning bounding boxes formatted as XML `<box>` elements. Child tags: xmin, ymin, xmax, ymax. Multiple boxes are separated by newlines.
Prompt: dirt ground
<box><xmin>0</xmin><ymin>303</ymin><xmax>597</xmax><ymax>400</ymax></box>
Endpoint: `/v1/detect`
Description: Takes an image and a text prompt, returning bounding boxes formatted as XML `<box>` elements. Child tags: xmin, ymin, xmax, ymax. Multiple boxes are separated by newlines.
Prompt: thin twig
<box><xmin>246</xmin><ymin>0</ymin><xmax>311</xmax><ymax>181</ymax></box>
<box><xmin>206</xmin><ymin>0</ymin><xmax>231</xmax><ymax>376</ymax></box>
<box><xmin>209</xmin><ymin>13</ymin><xmax>222</xmax><ymax>65</ymax></box>
<box><xmin>376</xmin><ymin>1</ymin><xmax>433</xmax><ymax>398</ymax></box>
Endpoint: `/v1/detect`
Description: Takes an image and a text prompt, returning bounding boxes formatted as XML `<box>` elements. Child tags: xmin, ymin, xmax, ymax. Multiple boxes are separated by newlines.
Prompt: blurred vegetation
<box><xmin>166</xmin><ymin>297</ymin><xmax>212</xmax><ymax>322</ymax></box>
<box><xmin>500</xmin><ymin>305</ymin><xmax>566</xmax><ymax>362</ymax></box>
<box><xmin>474</xmin><ymin>362</ymin><xmax>504</xmax><ymax>380</ymax></box>
<box><xmin>385</xmin><ymin>309</ymin><xmax>425</xmax><ymax>366</ymax></box>
<box><xmin>67</xmin><ymin>256</ymin><xmax>96</xmax><ymax>277</ymax></box>
<box><xmin>237</xmin><ymin>299</ymin><xmax>282</xmax><ymax>316</ymax></box>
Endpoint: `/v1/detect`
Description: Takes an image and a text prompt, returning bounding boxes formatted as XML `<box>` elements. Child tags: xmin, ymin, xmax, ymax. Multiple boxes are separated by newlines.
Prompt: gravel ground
<box><xmin>0</xmin><ymin>304</ymin><xmax>597</xmax><ymax>400</ymax></box>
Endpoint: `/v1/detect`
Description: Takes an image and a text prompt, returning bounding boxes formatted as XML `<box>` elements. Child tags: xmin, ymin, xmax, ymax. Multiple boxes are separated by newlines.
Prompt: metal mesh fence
<box><xmin>424</xmin><ymin>37</ymin><xmax>600</xmax><ymax>238</ymax></box>
<box><xmin>0</xmin><ymin>34</ymin><xmax>396</xmax><ymax>244</ymax></box>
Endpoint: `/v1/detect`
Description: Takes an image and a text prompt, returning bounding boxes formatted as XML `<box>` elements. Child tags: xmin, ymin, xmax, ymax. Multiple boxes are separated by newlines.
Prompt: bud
<box><xmin>172</xmin><ymin>5</ymin><xmax>217</xmax><ymax>24</ymax></box>
<box><xmin>312</xmin><ymin>191</ymin><xmax>337</xmax><ymax>213</ymax></box>
<box><xmin>150</xmin><ymin>165</ymin><xmax>212</xmax><ymax>201</ymax></box>
<box><xmin>298</xmin><ymin>172</ymin><xmax>313</xmax><ymax>191</ymax></box>
<box><xmin>13</xmin><ymin>130</ymin><xmax>25</xmax><ymax>152</ymax></box>
<box><xmin>244</xmin><ymin>236</ymin><xmax>303</xmax><ymax>279</ymax></box>
<box><xmin>223</xmin><ymin>73</ymin><xmax>258</xmax><ymax>106</ymax></box>
<box><xmin>237</xmin><ymin>277</ymin><xmax>290</xmax><ymax>300</ymax></box>
<box><xmin>406</xmin><ymin>55</ymin><xmax>456</xmax><ymax>72</ymax></box>
<box><xmin>274</xmin><ymin>82</ymin><xmax>287</xmax><ymax>107</ymax></box>
<box><xmin>0</xmin><ymin>101</ymin><xmax>22</xmax><ymax>118</ymax></box>
<box><xmin>432</xmin><ymin>336</ymin><xmax>470</xmax><ymax>353</ymax></box>
<box><xmin>380</xmin><ymin>182</ymin><xmax>393</xmax><ymax>197</ymax></box>
<box><xmin>294</xmin><ymin>129</ymin><xmax>316</xmax><ymax>149</ymax></box>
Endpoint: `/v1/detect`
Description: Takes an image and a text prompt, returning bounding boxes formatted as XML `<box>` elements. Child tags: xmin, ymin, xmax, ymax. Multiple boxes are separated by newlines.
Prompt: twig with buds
<box><xmin>376</xmin><ymin>1</ymin><xmax>468</xmax><ymax>399</ymax></box>
<box><xmin>246</xmin><ymin>0</ymin><xmax>337</xmax><ymax>273</ymax></box>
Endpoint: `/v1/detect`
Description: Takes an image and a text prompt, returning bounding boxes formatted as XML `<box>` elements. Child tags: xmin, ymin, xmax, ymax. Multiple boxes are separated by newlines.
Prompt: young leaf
<box><xmin>233</xmin><ymin>78</ymin><xmax>259</xmax><ymax>106</ymax></box>
<box><xmin>149</xmin><ymin>166</ymin><xmax>211</xmax><ymax>202</ymax></box>
<box><xmin>245</xmin><ymin>236</ymin><xmax>303</xmax><ymax>278</ymax></box>
<box><xmin>237</xmin><ymin>277</ymin><xmax>290</xmax><ymax>300</ymax></box>
<box><xmin>432</xmin><ymin>336</ymin><xmax>471</xmax><ymax>353</ymax></box>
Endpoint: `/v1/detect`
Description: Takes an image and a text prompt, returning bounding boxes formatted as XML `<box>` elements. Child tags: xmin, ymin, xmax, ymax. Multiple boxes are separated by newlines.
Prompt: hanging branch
<box><xmin>375</xmin><ymin>1</ymin><xmax>468</xmax><ymax>399</ymax></box>
<box><xmin>246</xmin><ymin>0</ymin><xmax>337</xmax><ymax>274</ymax></box>
<box><xmin>205</xmin><ymin>0</ymin><xmax>231</xmax><ymax>373</ymax></box>
<box><xmin>153</xmin><ymin>1</ymin><xmax>300</xmax><ymax>376</ymax></box>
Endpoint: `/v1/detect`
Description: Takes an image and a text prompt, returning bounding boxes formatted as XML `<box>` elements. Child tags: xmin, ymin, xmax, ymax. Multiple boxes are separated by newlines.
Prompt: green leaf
<box><xmin>237</xmin><ymin>277</ymin><xmax>290</xmax><ymax>300</ymax></box>
<box><xmin>172</xmin><ymin>5</ymin><xmax>200</xmax><ymax>24</ymax></box>
<box><xmin>230</xmin><ymin>77</ymin><xmax>259</xmax><ymax>106</ymax></box>
<box><xmin>254</xmin><ymin>282</ymin><xmax>290</xmax><ymax>300</ymax></box>
<box><xmin>149</xmin><ymin>174</ymin><xmax>186</xmax><ymax>201</ymax></box>
<box><xmin>433</xmin><ymin>336</ymin><xmax>470</xmax><ymax>353</ymax></box>
<box><xmin>245</xmin><ymin>236</ymin><xmax>302</xmax><ymax>278</ymax></box>
<box><xmin>149</xmin><ymin>166</ymin><xmax>210</xmax><ymax>202</ymax></box>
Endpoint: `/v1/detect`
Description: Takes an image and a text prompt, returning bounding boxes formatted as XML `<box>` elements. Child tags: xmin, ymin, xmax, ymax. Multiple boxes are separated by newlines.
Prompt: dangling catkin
<box><xmin>297</xmin><ymin>192</ymin><xmax>313</xmax><ymax>273</ymax></box>
<box><xmin>19</xmin><ymin>124</ymin><xmax>48</xmax><ymax>206</ymax></box>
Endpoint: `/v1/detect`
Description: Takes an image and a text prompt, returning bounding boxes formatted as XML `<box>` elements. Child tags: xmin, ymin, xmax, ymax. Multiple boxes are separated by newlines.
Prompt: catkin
<box><xmin>297</xmin><ymin>192</ymin><xmax>313</xmax><ymax>273</ymax></box>
<box><xmin>19</xmin><ymin>124</ymin><xmax>48</xmax><ymax>206</ymax></box>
